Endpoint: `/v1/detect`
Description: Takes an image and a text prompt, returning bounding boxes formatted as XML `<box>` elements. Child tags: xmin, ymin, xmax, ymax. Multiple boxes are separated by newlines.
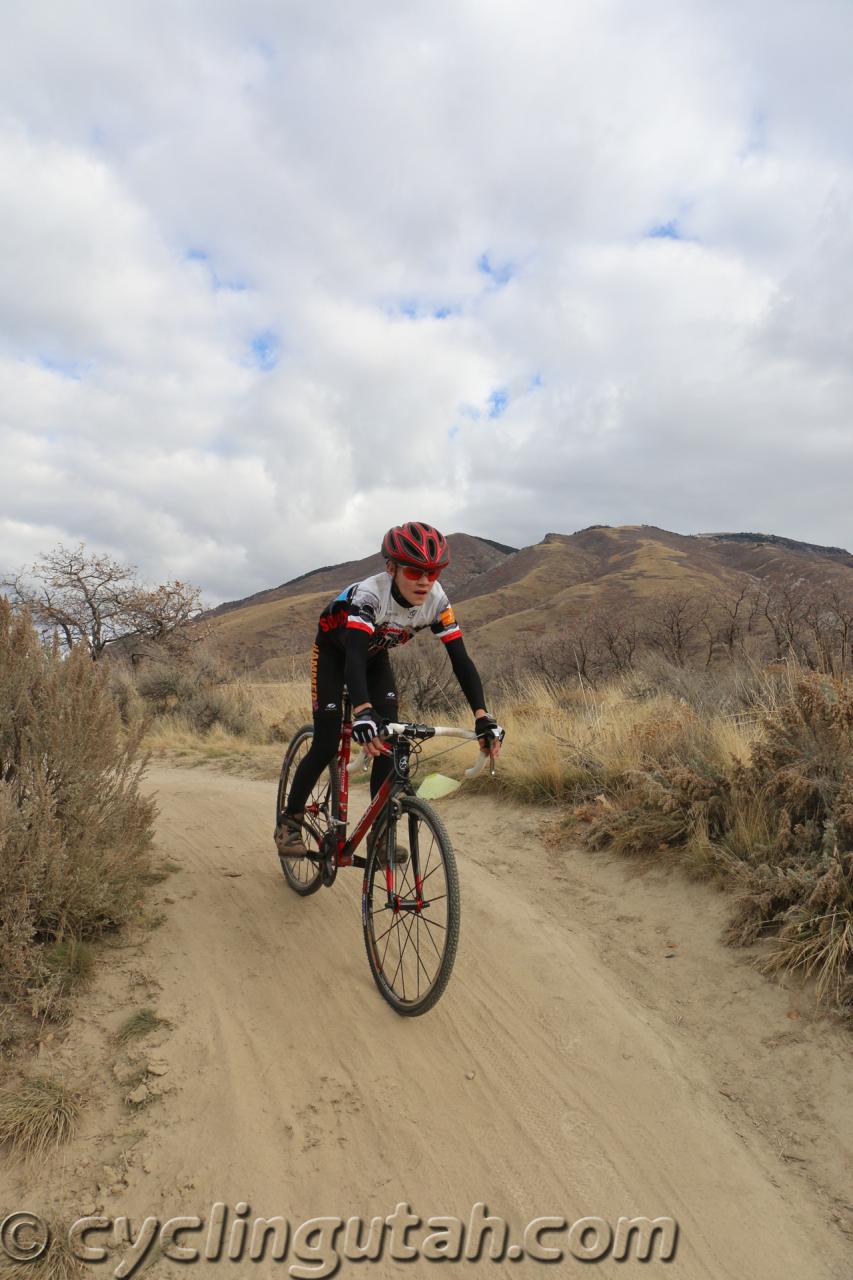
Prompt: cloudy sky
<box><xmin>3</xmin><ymin>0</ymin><xmax>852</xmax><ymax>603</ymax></box>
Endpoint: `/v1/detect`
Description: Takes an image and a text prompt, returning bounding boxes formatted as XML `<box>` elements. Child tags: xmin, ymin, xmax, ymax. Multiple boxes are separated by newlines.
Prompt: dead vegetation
<box><xmin>113</xmin><ymin>1007</ymin><xmax>170</xmax><ymax>1045</ymax></box>
<box><xmin>0</xmin><ymin>1074</ymin><xmax>80</xmax><ymax>1158</ymax></box>
<box><xmin>0</xmin><ymin>1221</ymin><xmax>85</xmax><ymax>1280</ymax></box>
<box><xmin>0</xmin><ymin>600</ymin><xmax>157</xmax><ymax>1024</ymax></box>
<box><xmin>551</xmin><ymin>662</ymin><xmax>853</xmax><ymax>1013</ymax></box>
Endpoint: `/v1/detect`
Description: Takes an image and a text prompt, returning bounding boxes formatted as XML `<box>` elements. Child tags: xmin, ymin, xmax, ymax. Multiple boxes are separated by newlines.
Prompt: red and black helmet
<box><xmin>382</xmin><ymin>522</ymin><xmax>450</xmax><ymax>570</ymax></box>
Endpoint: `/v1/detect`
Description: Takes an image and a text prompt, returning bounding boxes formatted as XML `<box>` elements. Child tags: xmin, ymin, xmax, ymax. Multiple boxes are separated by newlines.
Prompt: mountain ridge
<box><xmin>206</xmin><ymin>525</ymin><xmax>853</xmax><ymax>676</ymax></box>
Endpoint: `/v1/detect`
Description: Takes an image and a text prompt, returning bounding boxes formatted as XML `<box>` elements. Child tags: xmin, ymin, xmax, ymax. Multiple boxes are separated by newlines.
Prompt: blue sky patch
<box><xmin>249</xmin><ymin>331</ymin><xmax>280</xmax><ymax>372</ymax></box>
<box><xmin>477</xmin><ymin>252</ymin><xmax>516</xmax><ymax>286</ymax></box>
<box><xmin>186</xmin><ymin>248</ymin><xmax>248</xmax><ymax>291</ymax></box>
<box><xmin>38</xmin><ymin>354</ymin><xmax>87</xmax><ymax>380</ymax></box>
<box><xmin>488</xmin><ymin>387</ymin><xmax>509</xmax><ymax>418</ymax></box>
<box><xmin>648</xmin><ymin>220</ymin><xmax>682</xmax><ymax>240</ymax></box>
<box><xmin>387</xmin><ymin>298</ymin><xmax>460</xmax><ymax>321</ymax></box>
<box><xmin>448</xmin><ymin>425</ymin><xmax>460</xmax><ymax>440</ymax></box>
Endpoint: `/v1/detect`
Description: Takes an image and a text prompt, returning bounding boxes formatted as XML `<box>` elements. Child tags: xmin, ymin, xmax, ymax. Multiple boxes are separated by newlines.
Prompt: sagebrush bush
<box><xmin>570</xmin><ymin>668</ymin><xmax>853</xmax><ymax>1011</ymax></box>
<box><xmin>108</xmin><ymin>662</ymin><xmax>146</xmax><ymax>727</ymax></box>
<box><xmin>0</xmin><ymin>601</ymin><xmax>156</xmax><ymax>1012</ymax></box>
<box><xmin>134</xmin><ymin>648</ymin><xmax>262</xmax><ymax>737</ymax></box>
<box><xmin>721</xmin><ymin>673</ymin><xmax>853</xmax><ymax>1002</ymax></box>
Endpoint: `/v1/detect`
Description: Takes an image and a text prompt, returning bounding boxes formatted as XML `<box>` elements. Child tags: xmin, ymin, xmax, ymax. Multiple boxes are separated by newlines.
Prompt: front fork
<box><xmin>382</xmin><ymin>801</ymin><xmax>426</xmax><ymax>915</ymax></box>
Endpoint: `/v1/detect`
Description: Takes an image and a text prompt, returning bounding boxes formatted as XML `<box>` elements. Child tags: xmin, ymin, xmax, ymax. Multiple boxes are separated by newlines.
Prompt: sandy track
<box><xmin>3</xmin><ymin>764</ymin><xmax>851</xmax><ymax>1278</ymax></box>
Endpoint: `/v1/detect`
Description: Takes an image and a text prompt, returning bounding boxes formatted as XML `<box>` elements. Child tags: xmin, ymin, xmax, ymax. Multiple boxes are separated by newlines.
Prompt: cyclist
<box><xmin>275</xmin><ymin>521</ymin><xmax>505</xmax><ymax>859</ymax></box>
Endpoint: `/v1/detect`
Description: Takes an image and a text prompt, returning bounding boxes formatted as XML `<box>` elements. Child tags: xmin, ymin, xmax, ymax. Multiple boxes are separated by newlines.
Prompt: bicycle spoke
<box><xmin>379</xmin><ymin>914</ymin><xmax>395</xmax><ymax>972</ymax></box>
<box><xmin>372</xmin><ymin>915</ymin><xmax>402</xmax><ymax>945</ymax></box>
<box><xmin>402</xmin><ymin>912</ymin><xmax>436</xmax><ymax>989</ymax></box>
<box><xmin>419</xmin><ymin>861</ymin><xmax>445</xmax><ymax>889</ymax></box>
<box><xmin>418</xmin><ymin>917</ymin><xmax>446</xmax><ymax>962</ymax></box>
<box><xmin>363</xmin><ymin>796</ymin><xmax>459</xmax><ymax>1013</ymax></box>
<box><xmin>418</xmin><ymin>913</ymin><xmax>447</xmax><ymax>932</ymax></box>
<box><xmin>392</xmin><ymin>911</ymin><xmax>434</xmax><ymax>993</ymax></box>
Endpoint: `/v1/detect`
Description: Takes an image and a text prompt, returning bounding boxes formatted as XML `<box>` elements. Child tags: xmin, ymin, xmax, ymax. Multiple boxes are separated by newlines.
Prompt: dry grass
<box><xmin>41</xmin><ymin>942</ymin><xmax>95</xmax><ymax>995</ymax></box>
<box><xmin>141</xmin><ymin>672</ymin><xmax>312</xmax><ymax>779</ymax></box>
<box><xmin>114</xmin><ymin>1007</ymin><xmax>169</xmax><ymax>1045</ymax></box>
<box><xmin>759</xmin><ymin>907</ymin><xmax>852</xmax><ymax>1009</ymax></box>
<box><xmin>0</xmin><ymin>1223</ymin><xmax>85</xmax><ymax>1280</ymax></box>
<box><xmin>144</xmin><ymin>716</ymin><xmax>285</xmax><ymax>779</ymax></box>
<box><xmin>0</xmin><ymin>1075</ymin><xmax>80</xmax><ymax>1157</ymax></box>
<box><xmin>1</xmin><ymin>601</ymin><xmax>157</xmax><ymax>1016</ymax></box>
<box><xmin>546</xmin><ymin>662</ymin><xmax>853</xmax><ymax>1013</ymax></box>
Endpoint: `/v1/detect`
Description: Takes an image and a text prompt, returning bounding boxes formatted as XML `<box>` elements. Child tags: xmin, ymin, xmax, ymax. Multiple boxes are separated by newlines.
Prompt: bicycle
<box><xmin>275</xmin><ymin>692</ymin><xmax>493</xmax><ymax>1016</ymax></box>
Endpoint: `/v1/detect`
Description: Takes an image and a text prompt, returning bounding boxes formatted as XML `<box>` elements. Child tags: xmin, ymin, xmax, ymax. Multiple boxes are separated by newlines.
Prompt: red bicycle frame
<box><xmin>326</xmin><ymin>707</ymin><xmax>425</xmax><ymax>907</ymax></box>
<box><xmin>333</xmin><ymin>714</ymin><xmax>396</xmax><ymax>867</ymax></box>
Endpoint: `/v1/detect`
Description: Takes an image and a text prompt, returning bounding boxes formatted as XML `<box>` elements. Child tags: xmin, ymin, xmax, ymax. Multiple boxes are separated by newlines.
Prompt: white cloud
<box><xmin>1</xmin><ymin>0</ymin><xmax>852</xmax><ymax>603</ymax></box>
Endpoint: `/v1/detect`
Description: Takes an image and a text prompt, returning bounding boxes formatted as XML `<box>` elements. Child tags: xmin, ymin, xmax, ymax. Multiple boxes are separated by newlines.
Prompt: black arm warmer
<box><xmin>343</xmin><ymin>627</ymin><xmax>372</xmax><ymax>708</ymax></box>
<box><xmin>444</xmin><ymin>637</ymin><xmax>486</xmax><ymax>713</ymax></box>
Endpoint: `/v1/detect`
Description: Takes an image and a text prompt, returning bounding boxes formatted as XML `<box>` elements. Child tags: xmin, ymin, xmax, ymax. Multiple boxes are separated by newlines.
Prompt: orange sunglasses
<box><xmin>400</xmin><ymin>565</ymin><xmax>443</xmax><ymax>582</ymax></box>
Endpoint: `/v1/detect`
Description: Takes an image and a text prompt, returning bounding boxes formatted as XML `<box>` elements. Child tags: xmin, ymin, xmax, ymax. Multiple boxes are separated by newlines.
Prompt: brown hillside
<box><xmin>208</xmin><ymin>533</ymin><xmax>515</xmax><ymax>675</ymax></box>
<box><xmin>208</xmin><ymin>524</ymin><xmax>853</xmax><ymax>675</ymax></box>
<box><xmin>452</xmin><ymin>525</ymin><xmax>752</xmax><ymax>654</ymax></box>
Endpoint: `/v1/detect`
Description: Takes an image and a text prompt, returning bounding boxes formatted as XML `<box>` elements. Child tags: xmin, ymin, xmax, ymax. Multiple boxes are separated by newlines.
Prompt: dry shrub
<box><xmin>41</xmin><ymin>941</ymin><xmax>95</xmax><ymax>995</ymax></box>
<box><xmin>134</xmin><ymin>647</ymin><xmax>262</xmax><ymax>738</ymax></box>
<box><xmin>571</xmin><ymin>667</ymin><xmax>853</xmax><ymax>1011</ymax></box>
<box><xmin>719</xmin><ymin>674</ymin><xmax>853</xmax><ymax>998</ymax></box>
<box><xmin>114</xmin><ymin>1006</ymin><xmax>169</xmax><ymax>1044</ymax></box>
<box><xmin>0</xmin><ymin>1075</ymin><xmax>80</xmax><ymax>1157</ymax></box>
<box><xmin>106</xmin><ymin>662</ymin><xmax>147</xmax><ymax>728</ymax></box>
<box><xmin>0</xmin><ymin>601</ymin><xmax>156</xmax><ymax>1012</ymax></box>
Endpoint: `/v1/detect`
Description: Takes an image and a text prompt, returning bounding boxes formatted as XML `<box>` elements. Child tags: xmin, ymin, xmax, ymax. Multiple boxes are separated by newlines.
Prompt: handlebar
<box><xmin>345</xmin><ymin>723</ymin><xmax>495</xmax><ymax>778</ymax></box>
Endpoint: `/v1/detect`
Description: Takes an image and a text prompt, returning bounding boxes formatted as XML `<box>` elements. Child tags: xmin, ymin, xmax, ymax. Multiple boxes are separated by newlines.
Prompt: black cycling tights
<box><xmin>285</xmin><ymin>642</ymin><xmax>398</xmax><ymax>817</ymax></box>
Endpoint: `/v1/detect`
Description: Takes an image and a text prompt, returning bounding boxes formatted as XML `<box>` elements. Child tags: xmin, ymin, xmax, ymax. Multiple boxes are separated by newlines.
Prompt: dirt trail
<box><xmin>3</xmin><ymin>764</ymin><xmax>851</xmax><ymax>1279</ymax></box>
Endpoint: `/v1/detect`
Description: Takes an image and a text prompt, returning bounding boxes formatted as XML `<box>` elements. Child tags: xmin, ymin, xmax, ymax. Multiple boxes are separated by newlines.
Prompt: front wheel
<box><xmin>362</xmin><ymin>795</ymin><xmax>460</xmax><ymax>1016</ymax></box>
<box><xmin>275</xmin><ymin>724</ymin><xmax>339</xmax><ymax>897</ymax></box>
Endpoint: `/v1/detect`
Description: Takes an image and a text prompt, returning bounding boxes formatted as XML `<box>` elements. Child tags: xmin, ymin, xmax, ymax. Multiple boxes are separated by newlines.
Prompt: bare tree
<box><xmin>2</xmin><ymin>543</ymin><xmax>205</xmax><ymax>661</ymax></box>
<box><xmin>825</xmin><ymin>582</ymin><xmax>853</xmax><ymax>675</ymax></box>
<box><xmin>760</xmin><ymin>575</ymin><xmax>813</xmax><ymax>667</ymax></box>
<box><xmin>391</xmin><ymin>644</ymin><xmax>462</xmax><ymax>715</ymax></box>
<box><xmin>640</xmin><ymin>591</ymin><xmax>707</xmax><ymax>667</ymax></box>
<box><xmin>525</xmin><ymin>621</ymin><xmax>605</xmax><ymax>686</ymax></box>
<box><xmin>708</xmin><ymin>583</ymin><xmax>763</xmax><ymax>663</ymax></box>
<box><xmin>594</xmin><ymin>609</ymin><xmax>639</xmax><ymax>674</ymax></box>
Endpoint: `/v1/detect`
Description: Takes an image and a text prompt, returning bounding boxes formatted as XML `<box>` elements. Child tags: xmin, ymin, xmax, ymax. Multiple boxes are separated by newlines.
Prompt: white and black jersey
<box><xmin>312</xmin><ymin>571</ymin><xmax>484</xmax><ymax>713</ymax></box>
<box><xmin>317</xmin><ymin>572</ymin><xmax>462</xmax><ymax>654</ymax></box>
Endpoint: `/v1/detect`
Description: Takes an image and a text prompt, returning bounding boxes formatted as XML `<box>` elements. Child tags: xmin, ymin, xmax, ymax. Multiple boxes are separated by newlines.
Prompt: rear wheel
<box><xmin>362</xmin><ymin>795</ymin><xmax>460</xmax><ymax>1016</ymax></box>
<box><xmin>276</xmin><ymin>725</ymin><xmax>339</xmax><ymax>897</ymax></box>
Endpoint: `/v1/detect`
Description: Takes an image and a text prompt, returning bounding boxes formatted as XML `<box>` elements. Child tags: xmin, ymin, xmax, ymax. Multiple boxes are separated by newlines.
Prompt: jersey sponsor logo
<box><xmin>318</xmin><ymin>610</ymin><xmax>347</xmax><ymax>633</ymax></box>
<box><xmin>368</xmin><ymin>623</ymin><xmax>412</xmax><ymax>652</ymax></box>
<box><xmin>438</xmin><ymin>605</ymin><xmax>457</xmax><ymax>629</ymax></box>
